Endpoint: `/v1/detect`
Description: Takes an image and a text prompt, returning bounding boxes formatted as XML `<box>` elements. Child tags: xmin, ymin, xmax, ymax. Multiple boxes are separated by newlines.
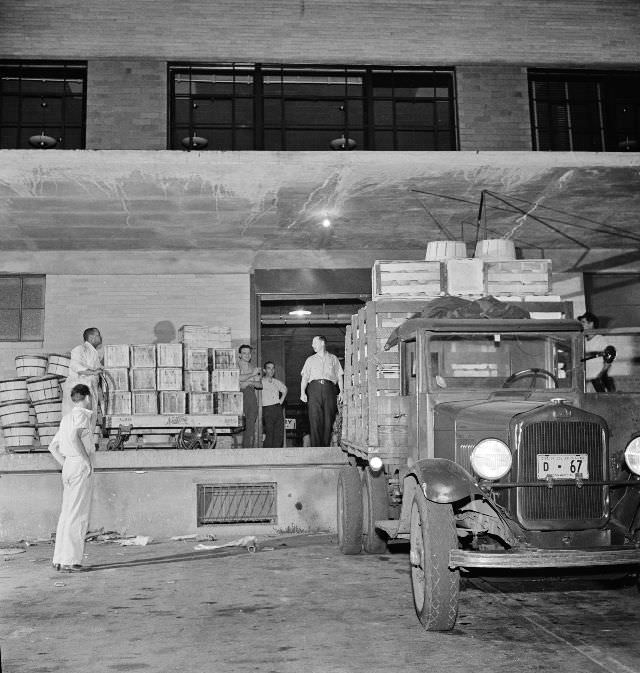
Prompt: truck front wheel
<box><xmin>362</xmin><ymin>467</ymin><xmax>389</xmax><ymax>554</ymax></box>
<box><xmin>337</xmin><ymin>465</ymin><xmax>363</xmax><ymax>554</ymax></box>
<box><xmin>409</xmin><ymin>493</ymin><xmax>459</xmax><ymax>631</ymax></box>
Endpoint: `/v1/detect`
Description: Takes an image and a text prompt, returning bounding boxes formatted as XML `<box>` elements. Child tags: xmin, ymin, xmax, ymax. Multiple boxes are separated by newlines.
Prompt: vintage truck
<box><xmin>338</xmin><ymin>297</ymin><xmax>640</xmax><ymax>631</ymax></box>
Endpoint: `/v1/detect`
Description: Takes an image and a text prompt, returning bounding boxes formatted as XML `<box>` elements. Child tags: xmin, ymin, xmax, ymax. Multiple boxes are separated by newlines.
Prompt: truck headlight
<box><xmin>624</xmin><ymin>437</ymin><xmax>640</xmax><ymax>476</ymax></box>
<box><xmin>470</xmin><ymin>439</ymin><xmax>512</xmax><ymax>480</ymax></box>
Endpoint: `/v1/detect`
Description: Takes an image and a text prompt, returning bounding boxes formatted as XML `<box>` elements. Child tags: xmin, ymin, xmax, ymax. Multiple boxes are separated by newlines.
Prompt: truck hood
<box><xmin>434</xmin><ymin>399</ymin><xmax>547</xmax><ymax>433</ymax></box>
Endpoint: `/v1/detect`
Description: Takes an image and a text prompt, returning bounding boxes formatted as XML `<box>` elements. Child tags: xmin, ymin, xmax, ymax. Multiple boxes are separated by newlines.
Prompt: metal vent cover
<box><xmin>197</xmin><ymin>483</ymin><xmax>277</xmax><ymax>525</ymax></box>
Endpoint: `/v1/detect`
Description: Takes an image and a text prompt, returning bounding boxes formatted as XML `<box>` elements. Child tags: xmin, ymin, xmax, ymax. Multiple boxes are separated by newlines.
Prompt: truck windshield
<box><xmin>427</xmin><ymin>333</ymin><xmax>573</xmax><ymax>391</ymax></box>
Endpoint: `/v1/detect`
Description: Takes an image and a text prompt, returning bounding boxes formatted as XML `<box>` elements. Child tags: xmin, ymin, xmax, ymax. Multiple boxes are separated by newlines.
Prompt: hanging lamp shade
<box><xmin>330</xmin><ymin>135</ymin><xmax>356</xmax><ymax>150</ymax></box>
<box><xmin>28</xmin><ymin>133</ymin><xmax>57</xmax><ymax>149</ymax></box>
<box><xmin>181</xmin><ymin>134</ymin><xmax>209</xmax><ymax>150</ymax></box>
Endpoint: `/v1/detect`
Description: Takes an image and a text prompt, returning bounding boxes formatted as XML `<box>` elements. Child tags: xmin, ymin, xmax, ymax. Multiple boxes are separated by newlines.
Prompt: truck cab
<box><xmin>338</xmin><ymin>310</ymin><xmax>640</xmax><ymax>632</ymax></box>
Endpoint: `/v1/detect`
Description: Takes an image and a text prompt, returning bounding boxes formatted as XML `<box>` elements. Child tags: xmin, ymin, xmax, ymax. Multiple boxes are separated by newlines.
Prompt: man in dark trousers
<box><xmin>300</xmin><ymin>335</ymin><xmax>343</xmax><ymax>447</ymax></box>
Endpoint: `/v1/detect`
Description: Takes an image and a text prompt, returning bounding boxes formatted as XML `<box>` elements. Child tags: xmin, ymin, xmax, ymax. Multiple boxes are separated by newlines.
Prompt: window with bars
<box><xmin>529</xmin><ymin>70</ymin><xmax>640</xmax><ymax>152</ymax></box>
<box><xmin>169</xmin><ymin>64</ymin><xmax>456</xmax><ymax>151</ymax></box>
<box><xmin>0</xmin><ymin>61</ymin><xmax>87</xmax><ymax>149</ymax></box>
<box><xmin>0</xmin><ymin>276</ymin><xmax>46</xmax><ymax>341</ymax></box>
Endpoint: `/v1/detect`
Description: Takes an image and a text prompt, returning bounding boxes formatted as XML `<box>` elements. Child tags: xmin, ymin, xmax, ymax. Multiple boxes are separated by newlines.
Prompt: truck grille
<box><xmin>516</xmin><ymin>420</ymin><xmax>606</xmax><ymax>527</ymax></box>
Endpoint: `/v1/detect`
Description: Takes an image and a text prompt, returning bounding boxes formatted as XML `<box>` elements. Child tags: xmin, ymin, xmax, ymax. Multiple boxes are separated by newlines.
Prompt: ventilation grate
<box><xmin>197</xmin><ymin>483</ymin><xmax>277</xmax><ymax>525</ymax></box>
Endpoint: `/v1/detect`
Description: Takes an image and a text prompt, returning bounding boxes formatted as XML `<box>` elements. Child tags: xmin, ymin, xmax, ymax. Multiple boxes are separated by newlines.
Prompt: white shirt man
<box><xmin>48</xmin><ymin>384</ymin><xmax>94</xmax><ymax>572</ymax></box>
<box><xmin>62</xmin><ymin>328</ymin><xmax>103</xmax><ymax>433</ymax></box>
<box><xmin>300</xmin><ymin>336</ymin><xmax>344</xmax><ymax>447</ymax></box>
<box><xmin>261</xmin><ymin>362</ymin><xmax>288</xmax><ymax>448</ymax></box>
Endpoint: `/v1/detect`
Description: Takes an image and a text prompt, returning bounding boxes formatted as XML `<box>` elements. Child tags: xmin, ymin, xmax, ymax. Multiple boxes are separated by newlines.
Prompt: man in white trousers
<box><xmin>62</xmin><ymin>327</ymin><xmax>103</xmax><ymax>435</ymax></box>
<box><xmin>48</xmin><ymin>383</ymin><xmax>95</xmax><ymax>572</ymax></box>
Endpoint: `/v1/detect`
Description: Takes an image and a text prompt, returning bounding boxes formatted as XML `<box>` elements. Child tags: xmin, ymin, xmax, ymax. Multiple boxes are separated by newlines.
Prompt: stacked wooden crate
<box><xmin>103</xmin><ymin>329</ymin><xmax>241</xmax><ymax>417</ymax></box>
<box><xmin>178</xmin><ymin>325</ymin><xmax>242</xmax><ymax>417</ymax></box>
<box><xmin>372</xmin><ymin>258</ymin><xmax>553</xmax><ymax>301</ymax></box>
<box><xmin>342</xmin><ymin>299</ymin><xmax>428</xmax><ymax>460</ymax></box>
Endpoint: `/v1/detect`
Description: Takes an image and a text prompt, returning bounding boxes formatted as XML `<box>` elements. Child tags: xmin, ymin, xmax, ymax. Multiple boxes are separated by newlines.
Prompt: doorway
<box><xmin>260</xmin><ymin>298</ymin><xmax>366</xmax><ymax>446</ymax></box>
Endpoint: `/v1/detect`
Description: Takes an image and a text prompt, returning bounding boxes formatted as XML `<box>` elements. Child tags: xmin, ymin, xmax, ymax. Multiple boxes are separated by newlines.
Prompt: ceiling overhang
<box><xmin>1</xmin><ymin>150</ymin><xmax>639</xmax><ymax>266</ymax></box>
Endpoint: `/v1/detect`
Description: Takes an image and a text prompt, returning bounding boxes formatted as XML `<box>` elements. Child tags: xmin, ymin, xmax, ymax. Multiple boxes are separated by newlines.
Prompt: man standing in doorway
<box><xmin>62</xmin><ymin>327</ymin><xmax>103</xmax><ymax>435</ymax></box>
<box><xmin>238</xmin><ymin>344</ymin><xmax>261</xmax><ymax>447</ymax></box>
<box><xmin>261</xmin><ymin>361</ymin><xmax>287</xmax><ymax>448</ymax></box>
<box><xmin>300</xmin><ymin>335</ymin><xmax>344</xmax><ymax>447</ymax></box>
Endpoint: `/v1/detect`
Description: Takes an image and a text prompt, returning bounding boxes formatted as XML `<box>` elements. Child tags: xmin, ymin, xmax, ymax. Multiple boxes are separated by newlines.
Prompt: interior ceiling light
<box><xmin>28</xmin><ymin>132</ymin><xmax>57</xmax><ymax>149</ymax></box>
<box><xmin>28</xmin><ymin>97</ymin><xmax>58</xmax><ymax>149</ymax></box>
<box><xmin>321</xmin><ymin>216</ymin><xmax>332</xmax><ymax>228</ymax></box>
<box><xmin>618</xmin><ymin>137</ymin><xmax>637</xmax><ymax>151</ymax></box>
<box><xmin>181</xmin><ymin>133</ymin><xmax>209</xmax><ymax>150</ymax></box>
<box><xmin>330</xmin><ymin>135</ymin><xmax>356</xmax><ymax>150</ymax></box>
<box><xmin>288</xmin><ymin>308</ymin><xmax>312</xmax><ymax>317</ymax></box>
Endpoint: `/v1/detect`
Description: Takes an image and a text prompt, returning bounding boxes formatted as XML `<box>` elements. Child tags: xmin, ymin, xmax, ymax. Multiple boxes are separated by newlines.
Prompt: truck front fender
<box><xmin>411</xmin><ymin>458</ymin><xmax>482</xmax><ymax>504</ymax></box>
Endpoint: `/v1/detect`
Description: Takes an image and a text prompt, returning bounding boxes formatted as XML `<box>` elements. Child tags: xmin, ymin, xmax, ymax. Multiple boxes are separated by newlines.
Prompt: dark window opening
<box><xmin>0</xmin><ymin>61</ymin><xmax>87</xmax><ymax>150</ymax></box>
<box><xmin>0</xmin><ymin>275</ymin><xmax>45</xmax><ymax>341</ymax></box>
<box><xmin>169</xmin><ymin>63</ymin><xmax>457</xmax><ymax>151</ymax></box>
<box><xmin>529</xmin><ymin>70</ymin><xmax>640</xmax><ymax>152</ymax></box>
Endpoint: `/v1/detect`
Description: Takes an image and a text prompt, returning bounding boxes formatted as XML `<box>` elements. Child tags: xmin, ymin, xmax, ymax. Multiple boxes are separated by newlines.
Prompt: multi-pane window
<box><xmin>0</xmin><ymin>276</ymin><xmax>45</xmax><ymax>341</ymax></box>
<box><xmin>169</xmin><ymin>64</ymin><xmax>456</xmax><ymax>151</ymax></box>
<box><xmin>529</xmin><ymin>70</ymin><xmax>640</xmax><ymax>151</ymax></box>
<box><xmin>0</xmin><ymin>62</ymin><xmax>87</xmax><ymax>149</ymax></box>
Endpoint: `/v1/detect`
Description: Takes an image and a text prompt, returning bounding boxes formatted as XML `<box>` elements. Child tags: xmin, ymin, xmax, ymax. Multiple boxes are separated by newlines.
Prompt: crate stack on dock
<box><xmin>102</xmin><ymin>325</ymin><xmax>242</xmax><ymax>418</ymax></box>
<box><xmin>179</xmin><ymin>325</ymin><xmax>242</xmax><ymax>417</ymax></box>
<box><xmin>342</xmin><ymin>250</ymin><xmax>566</xmax><ymax>458</ymax></box>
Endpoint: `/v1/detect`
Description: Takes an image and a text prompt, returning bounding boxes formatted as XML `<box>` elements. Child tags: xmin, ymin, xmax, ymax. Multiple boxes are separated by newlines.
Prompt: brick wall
<box><xmin>457</xmin><ymin>66</ymin><xmax>532</xmax><ymax>150</ymax></box>
<box><xmin>1</xmin><ymin>1</ymin><xmax>638</xmax><ymax>66</ymax></box>
<box><xmin>0</xmin><ymin>273</ymin><xmax>250</xmax><ymax>379</ymax></box>
<box><xmin>2</xmin><ymin>2</ymin><xmax>638</xmax><ymax>150</ymax></box>
<box><xmin>87</xmin><ymin>61</ymin><xmax>167</xmax><ymax>150</ymax></box>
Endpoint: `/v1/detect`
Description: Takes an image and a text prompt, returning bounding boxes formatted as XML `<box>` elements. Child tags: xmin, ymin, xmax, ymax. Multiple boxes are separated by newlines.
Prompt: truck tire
<box><xmin>362</xmin><ymin>467</ymin><xmax>389</xmax><ymax>554</ymax></box>
<box><xmin>337</xmin><ymin>465</ymin><xmax>363</xmax><ymax>555</ymax></box>
<box><xmin>409</xmin><ymin>492</ymin><xmax>459</xmax><ymax>631</ymax></box>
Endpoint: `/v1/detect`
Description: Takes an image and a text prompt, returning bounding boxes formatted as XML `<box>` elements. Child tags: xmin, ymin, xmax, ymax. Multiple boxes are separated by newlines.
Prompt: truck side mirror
<box><xmin>603</xmin><ymin>345</ymin><xmax>617</xmax><ymax>364</ymax></box>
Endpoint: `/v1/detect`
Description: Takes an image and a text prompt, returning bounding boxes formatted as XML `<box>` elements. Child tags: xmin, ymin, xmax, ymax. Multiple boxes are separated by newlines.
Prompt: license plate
<box><xmin>537</xmin><ymin>453</ymin><xmax>589</xmax><ymax>480</ymax></box>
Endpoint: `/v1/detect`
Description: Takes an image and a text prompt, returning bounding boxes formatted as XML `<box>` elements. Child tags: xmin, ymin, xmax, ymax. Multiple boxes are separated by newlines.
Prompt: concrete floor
<box><xmin>1</xmin><ymin>534</ymin><xmax>639</xmax><ymax>673</ymax></box>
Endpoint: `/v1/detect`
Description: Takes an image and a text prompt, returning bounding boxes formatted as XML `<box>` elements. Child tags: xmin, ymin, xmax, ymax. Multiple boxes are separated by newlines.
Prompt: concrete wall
<box><xmin>0</xmin><ymin>448</ymin><xmax>345</xmax><ymax>542</ymax></box>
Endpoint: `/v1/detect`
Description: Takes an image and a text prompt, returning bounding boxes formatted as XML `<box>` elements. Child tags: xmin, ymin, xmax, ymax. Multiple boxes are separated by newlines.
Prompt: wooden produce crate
<box><xmin>131</xmin><ymin>344</ymin><xmax>157</xmax><ymax>368</ymax></box>
<box><xmin>214</xmin><ymin>391</ymin><xmax>243</xmax><ymax>415</ymax></box>
<box><xmin>188</xmin><ymin>392</ymin><xmax>214</xmax><ymax>415</ymax></box>
<box><xmin>157</xmin><ymin>367</ymin><xmax>183</xmax><ymax>391</ymax></box>
<box><xmin>159</xmin><ymin>391</ymin><xmax>186</xmax><ymax>414</ymax></box>
<box><xmin>133</xmin><ymin>392</ymin><xmax>158</xmax><ymax>415</ymax></box>
<box><xmin>212</xmin><ymin>348</ymin><xmax>237</xmax><ymax>369</ymax></box>
<box><xmin>184</xmin><ymin>370</ymin><xmax>210</xmax><ymax>392</ymax></box>
<box><xmin>103</xmin><ymin>344</ymin><xmax>130</xmax><ymax>368</ymax></box>
<box><xmin>156</xmin><ymin>343</ymin><xmax>183</xmax><ymax>368</ymax></box>
<box><xmin>211</xmin><ymin>369</ymin><xmax>240</xmax><ymax>392</ymax></box>
<box><xmin>485</xmin><ymin>259</ymin><xmax>551</xmax><ymax>296</ymax></box>
<box><xmin>130</xmin><ymin>368</ymin><xmax>157</xmax><ymax>391</ymax></box>
<box><xmin>445</xmin><ymin>258</ymin><xmax>484</xmax><ymax>296</ymax></box>
<box><xmin>107</xmin><ymin>392</ymin><xmax>132</xmax><ymax>415</ymax></box>
<box><xmin>372</xmin><ymin>260</ymin><xmax>443</xmax><ymax>300</ymax></box>
<box><xmin>102</xmin><ymin>368</ymin><xmax>130</xmax><ymax>392</ymax></box>
<box><xmin>178</xmin><ymin>325</ymin><xmax>232</xmax><ymax>348</ymax></box>
<box><xmin>183</xmin><ymin>347</ymin><xmax>209</xmax><ymax>371</ymax></box>
<box><xmin>342</xmin><ymin>299</ymin><xmax>428</xmax><ymax>461</ymax></box>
